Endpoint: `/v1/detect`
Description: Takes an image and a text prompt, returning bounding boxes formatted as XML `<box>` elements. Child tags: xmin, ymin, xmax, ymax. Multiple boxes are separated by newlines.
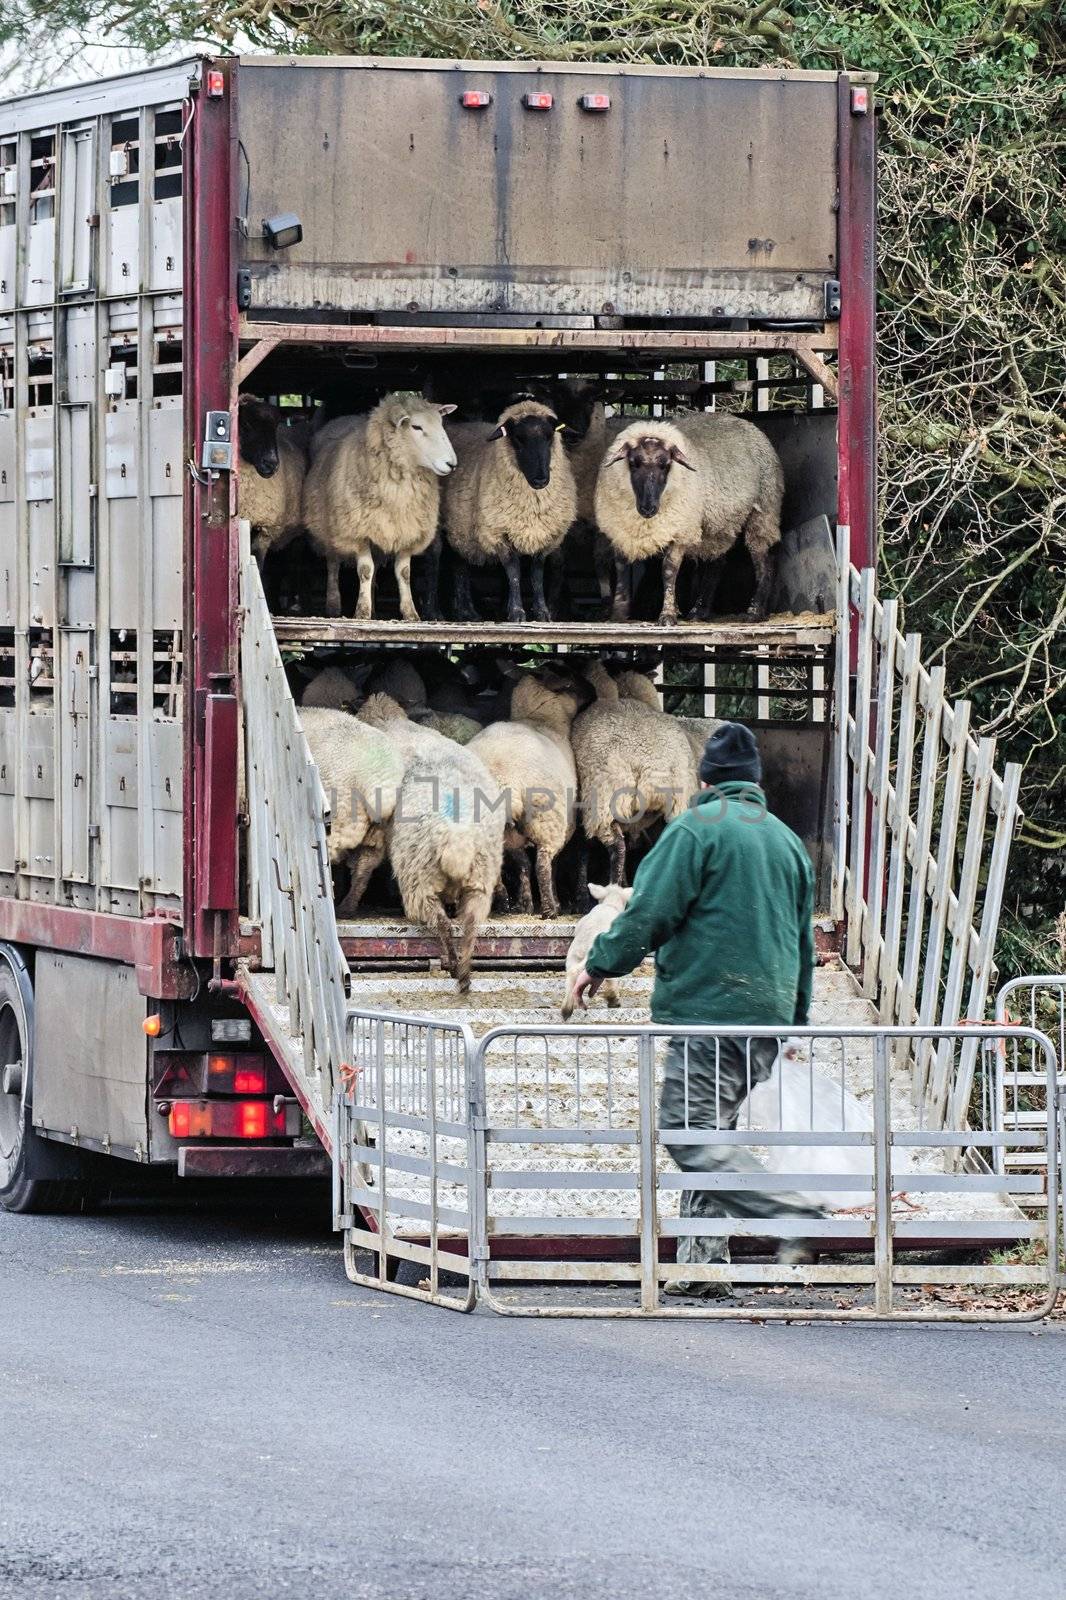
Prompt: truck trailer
<box><xmin>0</xmin><ymin>58</ymin><xmax>1037</xmax><ymax>1316</ymax></box>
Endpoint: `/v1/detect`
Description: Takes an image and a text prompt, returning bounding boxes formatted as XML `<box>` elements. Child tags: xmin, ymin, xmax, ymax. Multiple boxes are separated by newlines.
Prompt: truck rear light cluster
<box><xmin>460</xmin><ymin>89</ymin><xmax>609</xmax><ymax>115</ymax></box>
<box><xmin>460</xmin><ymin>90</ymin><xmax>492</xmax><ymax>109</ymax></box>
<box><xmin>207</xmin><ymin>1052</ymin><xmax>267</xmax><ymax>1094</ymax></box>
<box><xmin>167</xmin><ymin>1099</ymin><xmax>299</xmax><ymax>1140</ymax></box>
<box><xmin>523</xmin><ymin>92</ymin><xmax>553</xmax><ymax>111</ymax></box>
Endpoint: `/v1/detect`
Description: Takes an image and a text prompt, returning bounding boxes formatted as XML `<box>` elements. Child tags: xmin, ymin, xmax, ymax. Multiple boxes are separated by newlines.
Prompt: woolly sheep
<box><xmin>443</xmin><ymin>400</ymin><xmax>578</xmax><ymax>623</ymax></box>
<box><xmin>238</xmin><ymin>396</ymin><xmax>306</xmax><ymax>563</ymax></box>
<box><xmin>366</xmin><ymin>657</ymin><xmax>427</xmax><ymax>711</ymax></box>
<box><xmin>358</xmin><ymin>694</ymin><xmax>505</xmax><ymax>991</ymax></box>
<box><xmin>467</xmin><ymin>666</ymin><xmax>592</xmax><ymax>919</ymax></box>
<box><xmin>570</xmin><ymin>661</ymin><xmax>697</xmax><ymax>889</ymax></box>
<box><xmin>298</xmin><ymin>706</ymin><xmax>405</xmax><ymax>916</ymax></box>
<box><xmin>302</xmin><ymin>392</ymin><xmax>458</xmax><ymax>622</ymax></box>
<box><xmin>411</xmin><ymin>709</ymin><xmax>483</xmax><ymax>745</ymax></box>
<box><xmin>595</xmin><ymin>413</ymin><xmax>784</xmax><ymax>621</ymax></box>
<box><xmin>300</xmin><ymin>665</ymin><xmax>365</xmax><ymax>711</ymax></box>
<box><xmin>612</xmin><ymin>666</ymin><xmax>723</xmax><ymax>772</ymax></box>
<box><xmin>674</xmin><ymin>412</ymin><xmax>784</xmax><ymax>618</ymax></box>
<box><xmin>560</xmin><ymin>883</ymin><xmax>634</xmax><ymax>1019</ymax></box>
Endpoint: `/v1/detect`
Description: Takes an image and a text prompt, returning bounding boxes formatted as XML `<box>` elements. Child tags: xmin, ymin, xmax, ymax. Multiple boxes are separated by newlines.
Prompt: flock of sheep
<box><xmin>297</xmin><ymin>651</ymin><xmax>718</xmax><ymax>992</ymax></box>
<box><xmin>239</xmin><ymin>378</ymin><xmax>785</xmax><ymax>625</ymax></box>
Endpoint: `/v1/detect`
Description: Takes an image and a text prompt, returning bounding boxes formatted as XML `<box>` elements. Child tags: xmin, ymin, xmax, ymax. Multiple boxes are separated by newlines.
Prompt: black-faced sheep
<box><xmin>357</xmin><ymin>693</ymin><xmax>505</xmax><ymax>991</ymax></box>
<box><xmin>238</xmin><ymin>395</ymin><xmax>306</xmax><ymax>563</ymax></box>
<box><xmin>467</xmin><ymin>665</ymin><xmax>593</xmax><ymax>919</ymax></box>
<box><xmin>594</xmin><ymin>413</ymin><xmax>784</xmax><ymax>622</ymax></box>
<box><xmin>298</xmin><ymin>706</ymin><xmax>405</xmax><ymax>916</ymax></box>
<box><xmin>443</xmin><ymin>399</ymin><xmax>578</xmax><ymax>624</ymax></box>
<box><xmin>302</xmin><ymin>392</ymin><xmax>458</xmax><ymax>622</ymax></box>
<box><xmin>570</xmin><ymin>661</ymin><xmax>697</xmax><ymax>891</ymax></box>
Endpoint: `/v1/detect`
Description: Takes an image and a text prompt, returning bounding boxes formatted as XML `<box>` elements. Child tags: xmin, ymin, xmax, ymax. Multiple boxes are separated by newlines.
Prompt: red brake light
<box><xmin>579</xmin><ymin>93</ymin><xmax>610</xmax><ymax>112</ymax></box>
<box><xmin>168</xmin><ymin>1099</ymin><xmax>295</xmax><ymax>1140</ymax></box>
<box><xmin>851</xmin><ymin>85</ymin><xmax>870</xmax><ymax>115</ymax></box>
<box><xmin>234</xmin><ymin>1065</ymin><xmax>268</xmax><ymax>1094</ymax></box>
<box><xmin>206</xmin><ymin>69</ymin><xmax>225</xmax><ymax>99</ymax></box>
<box><xmin>239</xmin><ymin>1101</ymin><xmax>268</xmax><ymax>1140</ymax></box>
<box><xmin>460</xmin><ymin>90</ymin><xmax>492</xmax><ymax>109</ymax></box>
<box><xmin>170</xmin><ymin>1102</ymin><xmax>192</xmax><ymax>1138</ymax></box>
<box><xmin>523</xmin><ymin>92</ymin><xmax>553</xmax><ymax>111</ymax></box>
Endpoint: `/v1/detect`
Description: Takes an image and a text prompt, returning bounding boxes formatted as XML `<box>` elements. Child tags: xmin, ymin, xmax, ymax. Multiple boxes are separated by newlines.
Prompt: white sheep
<box><xmin>357</xmin><ymin>694</ymin><xmax>505</xmax><ymax>991</ymax></box>
<box><xmin>467</xmin><ymin>667</ymin><xmax>590</xmax><ymax>919</ymax></box>
<box><xmin>443</xmin><ymin>400</ymin><xmax>577</xmax><ymax>623</ymax></box>
<box><xmin>302</xmin><ymin>392</ymin><xmax>457</xmax><ymax>622</ymax></box>
<box><xmin>300</xmin><ymin>665</ymin><xmax>366</xmax><ymax>711</ymax></box>
<box><xmin>561</xmin><ymin>883</ymin><xmax>634</xmax><ymax>1019</ymax></box>
<box><xmin>674</xmin><ymin>412</ymin><xmax>784</xmax><ymax>618</ymax></box>
<box><xmin>298</xmin><ymin>706</ymin><xmax>405</xmax><ymax>916</ymax></box>
<box><xmin>237</xmin><ymin>396</ymin><xmax>306</xmax><ymax>563</ymax></box>
<box><xmin>571</xmin><ymin>661</ymin><xmax>697</xmax><ymax>889</ymax></box>
<box><xmin>612</xmin><ymin>668</ymin><xmax>723</xmax><ymax>765</ymax></box>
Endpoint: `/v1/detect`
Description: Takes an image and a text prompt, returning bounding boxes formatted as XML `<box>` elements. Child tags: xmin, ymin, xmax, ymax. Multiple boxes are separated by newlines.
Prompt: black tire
<box><xmin>0</xmin><ymin>947</ymin><xmax>95</xmax><ymax>1215</ymax></box>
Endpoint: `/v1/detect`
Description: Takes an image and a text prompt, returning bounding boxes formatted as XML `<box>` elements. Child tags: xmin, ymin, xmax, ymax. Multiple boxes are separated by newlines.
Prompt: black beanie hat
<box><xmin>699</xmin><ymin>721</ymin><xmax>762</xmax><ymax>787</ymax></box>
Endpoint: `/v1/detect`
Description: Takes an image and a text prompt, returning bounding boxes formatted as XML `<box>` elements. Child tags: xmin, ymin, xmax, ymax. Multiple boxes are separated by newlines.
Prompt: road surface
<box><xmin>2</xmin><ymin>1187</ymin><xmax>1064</xmax><ymax>1600</ymax></box>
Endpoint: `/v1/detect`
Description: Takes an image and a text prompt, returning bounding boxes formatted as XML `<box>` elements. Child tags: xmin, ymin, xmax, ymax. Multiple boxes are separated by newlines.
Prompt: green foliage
<box><xmin>2</xmin><ymin>0</ymin><xmax>1063</xmax><ymax>969</ymax></box>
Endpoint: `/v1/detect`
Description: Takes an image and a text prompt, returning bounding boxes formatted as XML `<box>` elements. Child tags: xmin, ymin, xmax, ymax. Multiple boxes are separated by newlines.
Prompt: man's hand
<box><xmin>571</xmin><ymin>969</ymin><xmax>604</xmax><ymax>1010</ymax></box>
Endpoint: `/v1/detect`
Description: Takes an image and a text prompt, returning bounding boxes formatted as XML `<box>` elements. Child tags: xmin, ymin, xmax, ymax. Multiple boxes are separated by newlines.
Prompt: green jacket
<box><xmin>586</xmin><ymin>783</ymin><xmax>815</xmax><ymax>1027</ymax></box>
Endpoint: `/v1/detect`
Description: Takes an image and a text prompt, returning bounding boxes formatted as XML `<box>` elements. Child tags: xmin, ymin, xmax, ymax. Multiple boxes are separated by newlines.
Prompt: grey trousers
<box><xmin>660</xmin><ymin>1034</ymin><xmax>826</xmax><ymax>1267</ymax></box>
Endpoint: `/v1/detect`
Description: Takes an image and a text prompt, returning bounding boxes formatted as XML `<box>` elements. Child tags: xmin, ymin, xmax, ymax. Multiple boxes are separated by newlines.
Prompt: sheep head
<box><xmin>487</xmin><ymin>401</ymin><xmax>562</xmax><ymax>492</ymax></box>
<box><xmin>604</xmin><ymin>431</ymin><xmax>696</xmax><ymax>519</ymax></box>
<box><xmin>381</xmin><ymin>392</ymin><xmax>458</xmax><ymax>477</ymax></box>
<box><xmin>237</xmin><ymin>394</ymin><xmax>281</xmax><ymax>479</ymax></box>
<box><xmin>588</xmin><ymin>883</ymin><xmax>634</xmax><ymax>909</ymax></box>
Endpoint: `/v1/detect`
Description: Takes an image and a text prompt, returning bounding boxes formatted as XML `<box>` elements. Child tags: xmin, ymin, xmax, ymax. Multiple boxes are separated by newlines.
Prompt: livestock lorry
<box><xmin>0</xmin><ymin>55</ymin><xmax>1044</xmax><ymax>1319</ymax></box>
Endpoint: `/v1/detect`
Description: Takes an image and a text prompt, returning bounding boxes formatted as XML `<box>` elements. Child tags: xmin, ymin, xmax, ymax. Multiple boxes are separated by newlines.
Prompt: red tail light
<box><xmin>206</xmin><ymin>69</ymin><xmax>225</xmax><ymax>99</ymax></box>
<box><xmin>168</xmin><ymin>1099</ymin><xmax>297</xmax><ymax>1140</ymax></box>
<box><xmin>579</xmin><ymin>93</ymin><xmax>611</xmax><ymax>112</ymax></box>
<box><xmin>233</xmin><ymin>1065</ymin><xmax>268</xmax><ymax>1094</ymax></box>
<box><xmin>523</xmin><ymin>92</ymin><xmax>553</xmax><ymax>111</ymax></box>
<box><xmin>207</xmin><ymin>1053</ymin><xmax>268</xmax><ymax>1094</ymax></box>
<box><xmin>460</xmin><ymin>90</ymin><xmax>492</xmax><ymax>109</ymax></box>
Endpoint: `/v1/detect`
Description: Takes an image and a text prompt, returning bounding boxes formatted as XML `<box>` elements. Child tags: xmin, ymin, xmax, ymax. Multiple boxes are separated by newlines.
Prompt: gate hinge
<box><xmin>236</xmin><ymin>267</ymin><xmax>252</xmax><ymax>311</ymax></box>
<box><xmin>334</xmin><ymin>1211</ymin><xmax>354</xmax><ymax>1230</ymax></box>
<box><xmin>824</xmin><ymin>278</ymin><xmax>842</xmax><ymax>321</ymax></box>
<box><xmin>470</xmin><ymin>1243</ymin><xmax>490</xmax><ymax>1262</ymax></box>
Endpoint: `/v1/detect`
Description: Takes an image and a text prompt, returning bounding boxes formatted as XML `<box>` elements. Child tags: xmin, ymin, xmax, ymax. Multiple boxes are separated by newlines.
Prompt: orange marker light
<box><xmin>143</xmin><ymin>1014</ymin><xmax>163</xmax><ymax>1037</ymax></box>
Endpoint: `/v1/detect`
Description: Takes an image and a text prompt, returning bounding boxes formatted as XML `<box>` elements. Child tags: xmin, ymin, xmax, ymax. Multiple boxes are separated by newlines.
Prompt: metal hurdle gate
<box><xmin>333</xmin><ymin>1013</ymin><xmax>1063</xmax><ymax>1322</ymax></box>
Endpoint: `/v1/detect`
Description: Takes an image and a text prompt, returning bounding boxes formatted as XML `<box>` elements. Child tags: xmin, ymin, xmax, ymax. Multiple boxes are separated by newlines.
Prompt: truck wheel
<box><xmin>0</xmin><ymin>948</ymin><xmax>93</xmax><ymax>1215</ymax></box>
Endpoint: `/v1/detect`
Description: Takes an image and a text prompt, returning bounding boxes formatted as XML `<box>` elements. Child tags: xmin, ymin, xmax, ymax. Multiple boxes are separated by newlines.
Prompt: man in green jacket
<box><xmin>571</xmin><ymin>722</ymin><xmax>825</xmax><ymax>1299</ymax></box>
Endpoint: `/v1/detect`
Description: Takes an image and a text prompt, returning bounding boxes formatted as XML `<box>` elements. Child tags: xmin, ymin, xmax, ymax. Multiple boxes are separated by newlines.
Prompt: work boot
<box><xmin>664</xmin><ymin>1278</ymin><xmax>734</xmax><ymax>1301</ymax></box>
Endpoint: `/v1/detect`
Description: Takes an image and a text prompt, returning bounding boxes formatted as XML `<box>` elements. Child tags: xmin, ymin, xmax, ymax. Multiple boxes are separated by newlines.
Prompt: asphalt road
<box><xmin>2</xmin><ymin>1187</ymin><xmax>1064</xmax><ymax>1600</ymax></box>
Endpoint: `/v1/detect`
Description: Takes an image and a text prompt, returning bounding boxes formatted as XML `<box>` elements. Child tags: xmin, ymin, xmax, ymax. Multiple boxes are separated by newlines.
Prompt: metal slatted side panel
<box><xmin>239</xmin><ymin>552</ymin><xmax>350</xmax><ymax>1122</ymax></box>
<box><xmin>838</xmin><ymin>560</ymin><xmax>1023</xmax><ymax>1126</ymax></box>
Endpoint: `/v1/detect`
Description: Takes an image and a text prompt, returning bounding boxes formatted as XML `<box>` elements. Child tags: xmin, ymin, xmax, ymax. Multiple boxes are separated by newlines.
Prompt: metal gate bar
<box><xmin>334</xmin><ymin>1016</ymin><xmax>1060</xmax><ymax>1322</ymax></box>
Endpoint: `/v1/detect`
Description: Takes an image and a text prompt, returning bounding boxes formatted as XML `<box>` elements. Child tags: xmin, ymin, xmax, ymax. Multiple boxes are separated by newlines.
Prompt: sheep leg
<box><xmin>516</xmin><ymin>848</ymin><xmax>535</xmax><ymax>915</ymax></box>
<box><xmin>501</xmin><ymin>549</ymin><xmax>526</xmax><ymax>625</ymax></box>
<box><xmin>353</xmin><ymin>548</ymin><xmax>376</xmax><ymax>621</ymax></box>
<box><xmin>492</xmin><ymin>871</ymin><xmax>511</xmax><ymax>915</ymax></box>
<box><xmin>335</xmin><ymin>837</ymin><xmax>386</xmax><ymax>918</ymax></box>
<box><xmin>428</xmin><ymin>901</ymin><xmax>459</xmax><ymax>978</ymax></box>
<box><xmin>657</xmin><ymin>545</ymin><xmax>683</xmax><ymax>626</ymax></box>
<box><xmin>453</xmin><ymin>561</ymin><xmax>482</xmax><ymax>623</ymax></box>
<box><xmin>610</xmin><ymin>558</ymin><xmax>632</xmax><ymax>623</ymax></box>
<box><xmin>530</xmin><ymin>554</ymin><xmax>551</xmax><ymax>623</ymax></box>
<box><xmin>575</xmin><ymin>835</ymin><xmax>591</xmax><ymax>911</ymax></box>
<box><xmin>608</xmin><ymin>822</ymin><xmax>627</xmax><ymax>886</ymax></box>
<box><xmin>394</xmin><ymin>553</ymin><xmax>420</xmax><ymax>623</ymax></box>
<box><xmin>455</xmin><ymin>888</ymin><xmax>491</xmax><ymax>993</ymax></box>
<box><xmin>415</xmin><ymin>532</ymin><xmax>443</xmax><ymax>622</ymax></box>
<box><xmin>325</xmin><ymin>557</ymin><xmax>343</xmax><ymax>618</ymax></box>
<box><xmin>593</xmin><ymin>535</ymin><xmax>615</xmax><ymax>616</ymax></box>
<box><xmin>747</xmin><ymin>528</ymin><xmax>779</xmax><ymax>619</ymax></box>
<box><xmin>692</xmin><ymin>554</ymin><xmax>726</xmax><ymax>621</ymax></box>
<box><xmin>535</xmin><ymin>845</ymin><xmax>559</xmax><ymax>919</ymax></box>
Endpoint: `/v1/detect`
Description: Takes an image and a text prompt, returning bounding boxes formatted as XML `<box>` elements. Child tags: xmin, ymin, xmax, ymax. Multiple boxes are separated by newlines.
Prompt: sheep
<box><xmin>366</xmin><ymin>657</ymin><xmax>427</xmax><ymax>711</ymax></box>
<box><xmin>238</xmin><ymin>395</ymin><xmax>306</xmax><ymax>563</ymax></box>
<box><xmin>300</xmin><ymin>665</ymin><xmax>366</xmax><ymax>711</ymax></box>
<box><xmin>677</xmin><ymin>715</ymin><xmax>724</xmax><ymax>768</ymax></box>
<box><xmin>410</xmin><ymin>708</ymin><xmax>483</xmax><ymax>746</ymax></box>
<box><xmin>612</xmin><ymin>665</ymin><xmax>723</xmax><ymax>769</ymax></box>
<box><xmin>357</xmin><ymin>693</ymin><xmax>505</xmax><ymax>991</ymax></box>
<box><xmin>467</xmin><ymin>665</ymin><xmax>593</xmax><ymax>919</ymax></box>
<box><xmin>594</xmin><ymin>412</ymin><xmax>784</xmax><ymax>622</ymax></box>
<box><xmin>674</xmin><ymin>412</ymin><xmax>784</xmax><ymax>618</ymax></box>
<box><xmin>443</xmin><ymin>399</ymin><xmax>578</xmax><ymax>623</ymax></box>
<box><xmin>560</xmin><ymin>883</ymin><xmax>634</xmax><ymax>1019</ymax></box>
<box><xmin>613</xmin><ymin>668</ymin><xmax>661</xmax><ymax>710</ymax></box>
<box><xmin>570</xmin><ymin>661</ymin><xmax>697</xmax><ymax>891</ymax></box>
<box><xmin>298</xmin><ymin>706</ymin><xmax>405</xmax><ymax>916</ymax></box>
<box><xmin>302</xmin><ymin>392</ymin><xmax>458</xmax><ymax>622</ymax></box>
